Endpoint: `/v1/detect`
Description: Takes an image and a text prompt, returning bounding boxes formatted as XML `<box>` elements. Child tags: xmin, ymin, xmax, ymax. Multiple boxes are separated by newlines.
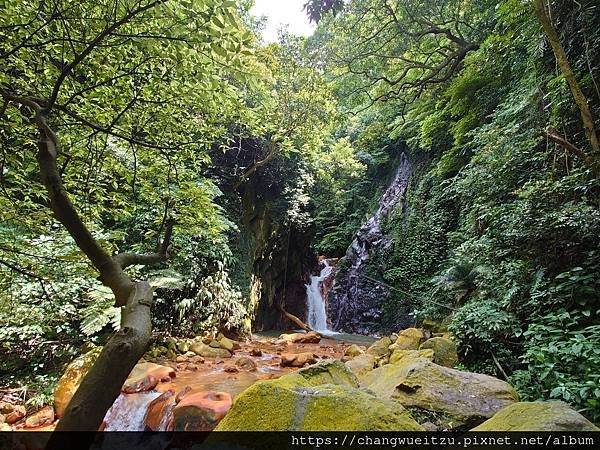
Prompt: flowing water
<box><xmin>305</xmin><ymin>260</ymin><xmax>334</xmax><ymax>333</ymax></box>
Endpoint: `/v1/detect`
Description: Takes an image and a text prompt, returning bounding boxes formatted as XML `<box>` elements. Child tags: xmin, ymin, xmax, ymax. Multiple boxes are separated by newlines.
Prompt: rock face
<box><xmin>53</xmin><ymin>346</ymin><xmax>102</xmax><ymax>417</ymax></box>
<box><xmin>171</xmin><ymin>391</ymin><xmax>232</xmax><ymax>431</ymax></box>
<box><xmin>419</xmin><ymin>337</ymin><xmax>458</xmax><ymax>367</ymax></box>
<box><xmin>471</xmin><ymin>402</ymin><xmax>600</xmax><ymax>431</ymax></box>
<box><xmin>361</xmin><ymin>356</ymin><xmax>518</xmax><ymax>425</ymax></box>
<box><xmin>328</xmin><ymin>153</ymin><xmax>412</xmax><ymax>334</ymax></box>
<box><xmin>215</xmin><ymin>381</ymin><xmax>423</xmax><ymax>431</ymax></box>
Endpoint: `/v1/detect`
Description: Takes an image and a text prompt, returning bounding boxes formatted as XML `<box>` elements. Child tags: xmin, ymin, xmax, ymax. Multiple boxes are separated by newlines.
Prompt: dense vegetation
<box><xmin>1</xmin><ymin>0</ymin><xmax>599</xmax><ymax>426</ymax></box>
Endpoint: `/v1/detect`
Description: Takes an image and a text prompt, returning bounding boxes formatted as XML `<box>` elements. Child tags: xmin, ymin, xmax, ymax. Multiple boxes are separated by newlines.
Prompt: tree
<box><xmin>1</xmin><ymin>0</ymin><xmax>255</xmax><ymax>434</ymax></box>
<box><xmin>312</xmin><ymin>0</ymin><xmax>495</xmax><ymax>113</ymax></box>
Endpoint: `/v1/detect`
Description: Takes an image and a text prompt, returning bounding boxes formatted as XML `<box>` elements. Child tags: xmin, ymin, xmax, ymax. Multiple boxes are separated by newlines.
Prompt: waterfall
<box><xmin>305</xmin><ymin>260</ymin><xmax>334</xmax><ymax>332</ymax></box>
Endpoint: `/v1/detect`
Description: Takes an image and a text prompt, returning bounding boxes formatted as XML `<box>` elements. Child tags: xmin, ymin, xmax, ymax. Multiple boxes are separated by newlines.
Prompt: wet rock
<box><xmin>223</xmin><ymin>365</ymin><xmax>239</xmax><ymax>373</ymax></box>
<box><xmin>280</xmin><ymin>352</ymin><xmax>317</xmax><ymax>368</ymax></box>
<box><xmin>249</xmin><ymin>348</ymin><xmax>262</xmax><ymax>357</ymax></box>
<box><xmin>344</xmin><ymin>344</ymin><xmax>365</xmax><ymax>359</ymax></box>
<box><xmin>190</xmin><ymin>342</ymin><xmax>232</xmax><ymax>359</ymax></box>
<box><xmin>361</xmin><ymin>356</ymin><xmax>518</xmax><ymax>426</ymax></box>
<box><xmin>25</xmin><ymin>406</ymin><xmax>54</xmax><ymax>428</ymax></box>
<box><xmin>345</xmin><ymin>354</ymin><xmax>379</xmax><ymax>380</ymax></box>
<box><xmin>419</xmin><ymin>337</ymin><xmax>458</xmax><ymax>367</ymax></box>
<box><xmin>366</xmin><ymin>336</ymin><xmax>392</xmax><ymax>356</ymax></box>
<box><xmin>394</xmin><ymin>328</ymin><xmax>427</xmax><ymax>350</ymax></box>
<box><xmin>122</xmin><ymin>374</ymin><xmax>158</xmax><ymax>394</ymax></box>
<box><xmin>171</xmin><ymin>391</ymin><xmax>232</xmax><ymax>431</ymax></box>
<box><xmin>122</xmin><ymin>362</ymin><xmax>176</xmax><ymax>393</ymax></box>
<box><xmin>176</xmin><ymin>386</ymin><xmax>192</xmax><ymax>402</ymax></box>
<box><xmin>5</xmin><ymin>405</ymin><xmax>26</xmax><ymax>424</ymax></box>
<box><xmin>235</xmin><ymin>357</ymin><xmax>258</xmax><ymax>371</ymax></box>
<box><xmin>215</xmin><ymin>381</ymin><xmax>423</xmax><ymax>431</ymax></box>
<box><xmin>53</xmin><ymin>346</ymin><xmax>102</xmax><ymax>417</ymax></box>
<box><xmin>471</xmin><ymin>402</ymin><xmax>600</xmax><ymax>431</ymax></box>
<box><xmin>144</xmin><ymin>390</ymin><xmax>176</xmax><ymax>431</ymax></box>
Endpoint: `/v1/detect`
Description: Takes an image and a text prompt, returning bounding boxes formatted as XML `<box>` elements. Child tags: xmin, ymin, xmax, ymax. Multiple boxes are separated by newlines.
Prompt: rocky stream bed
<box><xmin>1</xmin><ymin>328</ymin><xmax>598</xmax><ymax>434</ymax></box>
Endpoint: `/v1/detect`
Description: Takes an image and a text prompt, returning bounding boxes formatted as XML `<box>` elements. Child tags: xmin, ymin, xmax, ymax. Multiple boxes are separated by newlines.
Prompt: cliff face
<box><xmin>238</xmin><ymin>182</ymin><xmax>316</xmax><ymax>331</ymax></box>
<box><xmin>328</xmin><ymin>153</ymin><xmax>412</xmax><ymax>334</ymax></box>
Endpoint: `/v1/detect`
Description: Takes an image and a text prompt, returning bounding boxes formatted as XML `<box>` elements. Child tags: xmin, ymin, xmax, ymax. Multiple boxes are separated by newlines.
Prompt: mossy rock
<box><xmin>394</xmin><ymin>328</ymin><xmax>427</xmax><ymax>350</ymax></box>
<box><xmin>53</xmin><ymin>346</ymin><xmax>102</xmax><ymax>418</ymax></box>
<box><xmin>366</xmin><ymin>336</ymin><xmax>392</xmax><ymax>356</ymax></box>
<box><xmin>190</xmin><ymin>342</ymin><xmax>232</xmax><ymax>358</ymax></box>
<box><xmin>389</xmin><ymin>349</ymin><xmax>433</xmax><ymax>365</ymax></box>
<box><xmin>421</xmin><ymin>319</ymin><xmax>446</xmax><ymax>333</ymax></box>
<box><xmin>471</xmin><ymin>402</ymin><xmax>600</xmax><ymax>431</ymax></box>
<box><xmin>215</xmin><ymin>382</ymin><xmax>423</xmax><ymax>431</ymax></box>
<box><xmin>289</xmin><ymin>359</ymin><xmax>358</xmax><ymax>388</ymax></box>
<box><xmin>361</xmin><ymin>357</ymin><xmax>518</xmax><ymax>426</ymax></box>
<box><xmin>419</xmin><ymin>337</ymin><xmax>458</xmax><ymax>367</ymax></box>
<box><xmin>345</xmin><ymin>354</ymin><xmax>379</xmax><ymax>380</ymax></box>
<box><xmin>344</xmin><ymin>344</ymin><xmax>365</xmax><ymax>358</ymax></box>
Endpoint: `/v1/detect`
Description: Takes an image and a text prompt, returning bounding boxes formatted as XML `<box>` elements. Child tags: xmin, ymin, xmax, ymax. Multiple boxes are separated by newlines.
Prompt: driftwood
<box><xmin>277</xmin><ymin>304</ymin><xmax>313</xmax><ymax>332</ymax></box>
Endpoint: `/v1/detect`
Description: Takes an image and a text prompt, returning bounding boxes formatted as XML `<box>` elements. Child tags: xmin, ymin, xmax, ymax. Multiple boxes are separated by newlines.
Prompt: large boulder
<box><xmin>344</xmin><ymin>344</ymin><xmax>365</xmax><ymax>358</ymax></box>
<box><xmin>366</xmin><ymin>336</ymin><xmax>392</xmax><ymax>357</ymax></box>
<box><xmin>280</xmin><ymin>359</ymin><xmax>358</xmax><ymax>388</ymax></box>
<box><xmin>394</xmin><ymin>328</ymin><xmax>427</xmax><ymax>350</ymax></box>
<box><xmin>144</xmin><ymin>390</ymin><xmax>177</xmax><ymax>431</ymax></box>
<box><xmin>171</xmin><ymin>391</ymin><xmax>232</xmax><ymax>431</ymax></box>
<box><xmin>279</xmin><ymin>331</ymin><xmax>321</xmax><ymax>344</ymax></box>
<box><xmin>215</xmin><ymin>381</ymin><xmax>423</xmax><ymax>431</ymax></box>
<box><xmin>190</xmin><ymin>342</ymin><xmax>232</xmax><ymax>358</ymax></box>
<box><xmin>345</xmin><ymin>354</ymin><xmax>379</xmax><ymax>380</ymax></box>
<box><xmin>471</xmin><ymin>402</ymin><xmax>600</xmax><ymax>431</ymax></box>
<box><xmin>361</xmin><ymin>356</ymin><xmax>518</xmax><ymax>425</ymax></box>
<box><xmin>389</xmin><ymin>349</ymin><xmax>433</xmax><ymax>365</ymax></box>
<box><xmin>419</xmin><ymin>337</ymin><xmax>458</xmax><ymax>367</ymax></box>
<box><xmin>53</xmin><ymin>346</ymin><xmax>102</xmax><ymax>417</ymax></box>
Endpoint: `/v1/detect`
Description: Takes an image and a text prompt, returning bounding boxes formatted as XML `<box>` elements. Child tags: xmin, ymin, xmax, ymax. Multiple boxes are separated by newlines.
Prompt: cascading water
<box><xmin>329</xmin><ymin>153</ymin><xmax>412</xmax><ymax>334</ymax></box>
<box><xmin>305</xmin><ymin>260</ymin><xmax>334</xmax><ymax>332</ymax></box>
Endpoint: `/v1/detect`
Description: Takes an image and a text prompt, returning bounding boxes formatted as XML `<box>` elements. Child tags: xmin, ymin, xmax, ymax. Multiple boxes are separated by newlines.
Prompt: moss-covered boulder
<box><xmin>345</xmin><ymin>354</ymin><xmax>379</xmax><ymax>380</ymax></box>
<box><xmin>280</xmin><ymin>359</ymin><xmax>358</xmax><ymax>388</ymax></box>
<box><xmin>471</xmin><ymin>402</ymin><xmax>599</xmax><ymax>431</ymax></box>
<box><xmin>344</xmin><ymin>344</ymin><xmax>365</xmax><ymax>358</ymax></box>
<box><xmin>394</xmin><ymin>328</ymin><xmax>427</xmax><ymax>350</ymax></box>
<box><xmin>215</xmin><ymin>381</ymin><xmax>423</xmax><ymax>431</ymax></box>
<box><xmin>366</xmin><ymin>336</ymin><xmax>392</xmax><ymax>356</ymax></box>
<box><xmin>389</xmin><ymin>349</ymin><xmax>434</xmax><ymax>365</ymax></box>
<box><xmin>361</xmin><ymin>357</ymin><xmax>518</xmax><ymax>425</ymax></box>
<box><xmin>419</xmin><ymin>337</ymin><xmax>458</xmax><ymax>367</ymax></box>
<box><xmin>190</xmin><ymin>341</ymin><xmax>232</xmax><ymax>358</ymax></box>
<box><xmin>53</xmin><ymin>346</ymin><xmax>102</xmax><ymax>418</ymax></box>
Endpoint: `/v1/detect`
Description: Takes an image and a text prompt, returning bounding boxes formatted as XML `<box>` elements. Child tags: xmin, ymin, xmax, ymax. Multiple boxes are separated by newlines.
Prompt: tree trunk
<box><xmin>534</xmin><ymin>0</ymin><xmax>600</xmax><ymax>155</ymax></box>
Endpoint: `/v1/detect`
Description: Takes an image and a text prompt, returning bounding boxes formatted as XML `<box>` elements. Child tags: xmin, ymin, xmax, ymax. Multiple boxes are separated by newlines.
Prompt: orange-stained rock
<box><xmin>53</xmin><ymin>346</ymin><xmax>102</xmax><ymax>417</ymax></box>
<box><xmin>122</xmin><ymin>362</ymin><xmax>176</xmax><ymax>393</ymax></box>
<box><xmin>144</xmin><ymin>390</ymin><xmax>176</xmax><ymax>431</ymax></box>
<box><xmin>25</xmin><ymin>406</ymin><xmax>54</xmax><ymax>428</ymax></box>
<box><xmin>122</xmin><ymin>374</ymin><xmax>158</xmax><ymax>394</ymax></box>
<box><xmin>5</xmin><ymin>405</ymin><xmax>26</xmax><ymax>424</ymax></box>
<box><xmin>280</xmin><ymin>352</ymin><xmax>317</xmax><ymax>368</ymax></box>
<box><xmin>175</xmin><ymin>386</ymin><xmax>192</xmax><ymax>403</ymax></box>
<box><xmin>223</xmin><ymin>365</ymin><xmax>239</xmax><ymax>373</ymax></box>
<box><xmin>170</xmin><ymin>391</ymin><xmax>232</xmax><ymax>431</ymax></box>
<box><xmin>279</xmin><ymin>331</ymin><xmax>321</xmax><ymax>344</ymax></box>
<box><xmin>249</xmin><ymin>348</ymin><xmax>262</xmax><ymax>357</ymax></box>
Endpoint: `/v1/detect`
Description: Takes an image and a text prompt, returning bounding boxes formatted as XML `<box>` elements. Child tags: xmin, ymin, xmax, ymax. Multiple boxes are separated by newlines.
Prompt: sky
<box><xmin>250</xmin><ymin>0</ymin><xmax>316</xmax><ymax>43</ymax></box>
